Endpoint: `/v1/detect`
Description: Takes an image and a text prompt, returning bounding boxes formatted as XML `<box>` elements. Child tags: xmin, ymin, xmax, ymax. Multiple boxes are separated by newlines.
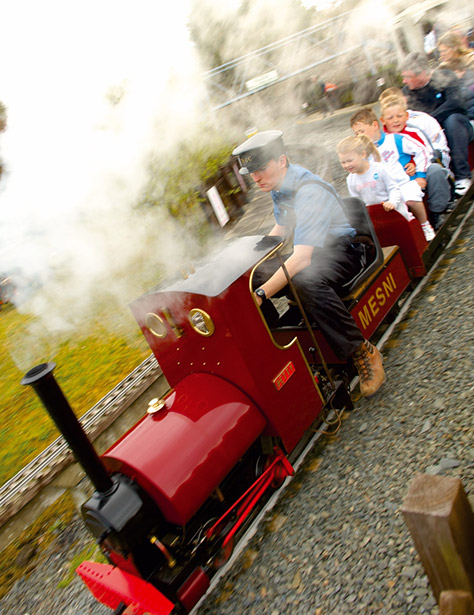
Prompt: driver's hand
<box><xmin>254</xmin><ymin>236</ymin><xmax>283</xmax><ymax>251</ymax></box>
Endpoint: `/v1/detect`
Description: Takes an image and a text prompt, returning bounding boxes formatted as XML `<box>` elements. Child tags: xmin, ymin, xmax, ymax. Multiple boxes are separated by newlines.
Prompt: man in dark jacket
<box><xmin>401</xmin><ymin>51</ymin><xmax>473</xmax><ymax>196</ymax></box>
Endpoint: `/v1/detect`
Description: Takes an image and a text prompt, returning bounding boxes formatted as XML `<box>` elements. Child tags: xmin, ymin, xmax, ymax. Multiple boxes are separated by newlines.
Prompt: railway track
<box><xmin>0</xmin><ymin>354</ymin><xmax>163</xmax><ymax>530</ymax></box>
<box><xmin>0</xmin><ymin>186</ymin><xmax>472</xmax><ymax>545</ymax></box>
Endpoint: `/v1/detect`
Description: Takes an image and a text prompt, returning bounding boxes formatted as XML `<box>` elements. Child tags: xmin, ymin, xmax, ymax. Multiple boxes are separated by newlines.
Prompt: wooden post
<box><xmin>401</xmin><ymin>473</ymin><xmax>474</xmax><ymax>602</ymax></box>
<box><xmin>440</xmin><ymin>590</ymin><xmax>474</xmax><ymax>615</ymax></box>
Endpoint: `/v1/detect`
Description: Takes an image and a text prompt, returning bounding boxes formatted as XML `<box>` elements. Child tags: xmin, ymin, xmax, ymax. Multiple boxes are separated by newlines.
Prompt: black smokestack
<box><xmin>21</xmin><ymin>362</ymin><xmax>114</xmax><ymax>495</ymax></box>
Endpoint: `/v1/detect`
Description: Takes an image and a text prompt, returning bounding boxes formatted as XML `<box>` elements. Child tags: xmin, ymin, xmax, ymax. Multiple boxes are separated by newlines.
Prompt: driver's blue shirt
<box><xmin>271</xmin><ymin>164</ymin><xmax>355</xmax><ymax>248</ymax></box>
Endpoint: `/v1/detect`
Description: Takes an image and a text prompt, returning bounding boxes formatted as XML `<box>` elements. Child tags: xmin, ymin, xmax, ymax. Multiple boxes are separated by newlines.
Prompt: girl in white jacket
<box><xmin>337</xmin><ymin>134</ymin><xmax>414</xmax><ymax>222</ymax></box>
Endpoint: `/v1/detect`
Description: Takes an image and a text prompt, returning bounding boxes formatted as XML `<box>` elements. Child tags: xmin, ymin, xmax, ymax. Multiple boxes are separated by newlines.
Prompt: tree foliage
<box><xmin>0</xmin><ymin>100</ymin><xmax>6</xmax><ymax>133</ymax></box>
<box><xmin>187</xmin><ymin>0</ymin><xmax>313</xmax><ymax>71</ymax></box>
<box><xmin>138</xmin><ymin>132</ymin><xmax>235</xmax><ymax>229</ymax></box>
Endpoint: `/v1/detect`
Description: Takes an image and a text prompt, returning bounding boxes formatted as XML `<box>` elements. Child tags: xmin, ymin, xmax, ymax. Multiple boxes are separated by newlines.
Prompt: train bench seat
<box><xmin>273</xmin><ymin>197</ymin><xmax>397</xmax><ymax>331</ymax></box>
<box><xmin>339</xmin><ymin>197</ymin><xmax>384</xmax><ymax>293</ymax></box>
<box><xmin>342</xmin><ymin>245</ymin><xmax>400</xmax><ymax>304</ymax></box>
<box><xmin>275</xmin><ymin>244</ymin><xmax>400</xmax><ymax>327</ymax></box>
<box><xmin>273</xmin><ymin>242</ymin><xmax>410</xmax><ymax>362</ymax></box>
<box><xmin>367</xmin><ymin>204</ymin><xmax>427</xmax><ymax>278</ymax></box>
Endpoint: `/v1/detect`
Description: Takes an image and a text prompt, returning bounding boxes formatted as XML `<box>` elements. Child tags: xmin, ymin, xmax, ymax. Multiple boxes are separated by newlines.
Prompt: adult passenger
<box><xmin>232</xmin><ymin>131</ymin><xmax>386</xmax><ymax>398</ymax></box>
<box><xmin>437</xmin><ymin>31</ymin><xmax>474</xmax><ymax>70</ymax></box>
<box><xmin>422</xmin><ymin>21</ymin><xmax>438</xmax><ymax>63</ymax></box>
<box><xmin>401</xmin><ymin>51</ymin><xmax>473</xmax><ymax>196</ymax></box>
<box><xmin>439</xmin><ymin>58</ymin><xmax>474</xmax><ymax>121</ymax></box>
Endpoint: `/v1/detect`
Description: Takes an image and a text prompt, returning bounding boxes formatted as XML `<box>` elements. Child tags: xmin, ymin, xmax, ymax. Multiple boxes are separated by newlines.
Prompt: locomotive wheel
<box><xmin>255</xmin><ymin>454</ymin><xmax>286</xmax><ymax>489</ymax></box>
<box><xmin>202</xmin><ymin>517</ymin><xmax>235</xmax><ymax>569</ymax></box>
<box><xmin>212</xmin><ymin>534</ymin><xmax>235</xmax><ymax>568</ymax></box>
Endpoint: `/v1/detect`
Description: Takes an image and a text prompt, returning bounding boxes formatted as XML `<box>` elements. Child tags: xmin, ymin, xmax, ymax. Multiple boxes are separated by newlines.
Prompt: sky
<box><xmin>0</xmin><ymin>0</ymin><xmax>218</xmax><ymax>366</ymax></box>
<box><xmin>0</xmin><ymin>0</ymin><xmax>198</xmax><ymax>230</ymax></box>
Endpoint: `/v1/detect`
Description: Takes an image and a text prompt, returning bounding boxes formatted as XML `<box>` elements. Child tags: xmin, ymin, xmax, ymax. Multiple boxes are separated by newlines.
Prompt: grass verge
<box><xmin>0</xmin><ymin>300</ymin><xmax>150</xmax><ymax>486</ymax></box>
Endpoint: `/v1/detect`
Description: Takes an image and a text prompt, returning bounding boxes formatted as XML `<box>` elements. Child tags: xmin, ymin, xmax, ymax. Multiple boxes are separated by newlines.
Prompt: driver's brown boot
<box><xmin>353</xmin><ymin>340</ymin><xmax>386</xmax><ymax>397</ymax></box>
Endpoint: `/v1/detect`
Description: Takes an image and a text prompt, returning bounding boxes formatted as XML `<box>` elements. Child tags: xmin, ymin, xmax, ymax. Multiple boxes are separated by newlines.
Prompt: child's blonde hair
<box><xmin>380</xmin><ymin>95</ymin><xmax>407</xmax><ymax>116</ymax></box>
<box><xmin>379</xmin><ymin>87</ymin><xmax>404</xmax><ymax>103</ymax></box>
<box><xmin>336</xmin><ymin>134</ymin><xmax>381</xmax><ymax>163</ymax></box>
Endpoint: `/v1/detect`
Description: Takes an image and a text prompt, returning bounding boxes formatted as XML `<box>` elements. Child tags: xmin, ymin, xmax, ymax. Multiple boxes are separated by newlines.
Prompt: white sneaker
<box><xmin>454</xmin><ymin>178</ymin><xmax>472</xmax><ymax>196</ymax></box>
<box><xmin>421</xmin><ymin>222</ymin><xmax>435</xmax><ymax>241</ymax></box>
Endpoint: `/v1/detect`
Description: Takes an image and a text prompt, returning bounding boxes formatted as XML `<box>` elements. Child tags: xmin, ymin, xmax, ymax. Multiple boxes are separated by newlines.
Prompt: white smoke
<box><xmin>1</xmin><ymin>0</ymin><xmax>472</xmax><ymax>358</ymax></box>
<box><xmin>0</xmin><ymin>1</ymin><xmax>212</xmax><ymax>347</ymax></box>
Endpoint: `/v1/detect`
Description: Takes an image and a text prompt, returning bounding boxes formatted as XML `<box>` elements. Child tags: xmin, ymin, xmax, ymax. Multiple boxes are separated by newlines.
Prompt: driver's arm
<box><xmin>254</xmin><ymin>244</ymin><xmax>314</xmax><ymax>305</ymax></box>
<box><xmin>268</xmin><ymin>223</ymin><xmax>288</xmax><ymax>237</ymax></box>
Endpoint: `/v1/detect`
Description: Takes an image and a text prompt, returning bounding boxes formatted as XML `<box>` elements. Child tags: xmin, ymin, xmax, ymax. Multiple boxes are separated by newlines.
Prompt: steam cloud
<box><xmin>1</xmin><ymin>0</ymin><xmax>472</xmax><ymax>369</ymax></box>
<box><xmin>0</xmin><ymin>1</ymin><xmax>213</xmax><ymax>365</ymax></box>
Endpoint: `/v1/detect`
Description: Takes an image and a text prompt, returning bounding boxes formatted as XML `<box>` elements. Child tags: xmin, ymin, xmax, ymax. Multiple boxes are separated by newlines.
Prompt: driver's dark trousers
<box><xmin>253</xmin><ymin>238</ymin><xmax>366</xmax><ymax>360</ymax></box>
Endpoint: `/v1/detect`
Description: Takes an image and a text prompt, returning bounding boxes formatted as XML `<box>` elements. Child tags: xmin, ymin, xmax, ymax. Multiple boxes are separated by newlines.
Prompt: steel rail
<box><xmin>0</xmin><ymin>355</ymin><xmax>161</xmax><ymax>514</ymax></box>
<box><xmin>1</xmin><ymin>189</ymin><xmax>472</xmax><ymax>529</ymax></box>
<box><xmin>210</xmin><ymin>45</ymin><xmax>364</xmax><ymax>110</ymax></box>
<box><xmin>203</xmin><ymin>11</ymin><xmax>353</xmax><ymax>76</ymax></box>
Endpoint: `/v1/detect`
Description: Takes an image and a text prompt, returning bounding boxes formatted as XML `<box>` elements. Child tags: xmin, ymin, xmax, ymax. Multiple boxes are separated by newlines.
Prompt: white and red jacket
<box><xmin>376</xmin><ymin>131</ymin><xmax>430</xmax><ymax>180</ymax></box>
<box><xmin>406</xmin><ymin>110</ymin><xmax>451</xmax><ymax>169</ymax></box>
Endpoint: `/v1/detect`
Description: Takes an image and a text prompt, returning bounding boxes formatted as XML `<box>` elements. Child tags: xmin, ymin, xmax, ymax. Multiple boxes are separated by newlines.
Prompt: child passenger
<box><xmin>337</xmin><ymin>134</ymin><xmax>412</xmax><ymax>220</ymax></box>
<box><xmin>378</xmin><ymin>92</ymin><xmax>452</xmax><ymax>229</ymax></box>
<box><xmin>350</xmin><ymin>107</ymin><xmax>436</xmax><ymax>241</ymax></box>
<box><xmin>378</xmin><ymin>87</ymin><xmax>451</xmax><ymax>169</ymax></box>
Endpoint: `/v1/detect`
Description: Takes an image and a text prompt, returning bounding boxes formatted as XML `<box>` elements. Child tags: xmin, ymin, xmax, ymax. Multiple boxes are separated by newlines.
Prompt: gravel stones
<box><xmin>0</xmin><ymin>516</ymin><xmax>110</xmax><ymax>615</ymax></box>
<box><xmin>0</xmin><ymin>110</ymin><xmax>472</xmax><ymax>614</ymax></box>
<box><xmin>195</xmin><ymin>218</ymin><xmax>473</xmax><ymax>614</ymax></box>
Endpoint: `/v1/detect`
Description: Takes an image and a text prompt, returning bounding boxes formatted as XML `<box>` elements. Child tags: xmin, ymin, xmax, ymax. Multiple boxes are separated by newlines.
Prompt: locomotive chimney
<box><xmin>22</xmin><ymin>362</ymin><xmax>114</xmax><ymax>495</ymax></box>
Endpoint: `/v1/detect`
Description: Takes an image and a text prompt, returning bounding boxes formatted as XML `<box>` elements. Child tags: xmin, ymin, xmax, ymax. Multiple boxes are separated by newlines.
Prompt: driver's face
<box><xmin>250</xmin><ymin>156</ymin><xmax>287</xmax><ymax>192</ymax></box>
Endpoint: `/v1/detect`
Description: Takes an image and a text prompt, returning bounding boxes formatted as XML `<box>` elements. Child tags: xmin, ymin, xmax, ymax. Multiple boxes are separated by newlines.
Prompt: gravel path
<box><xmin>195</xmin><ymin>214</ymin><xmax>474</xmax><ymax>615</ymax></box>
<box><xmin>0</xmin><ymin>108</ymin><xmax>472</xmax><ymax>614</ymax></box>
<box><xmin>1</xmin><ymin>213</ymin><xmax>472</xmax><ymax>615</ymax></box>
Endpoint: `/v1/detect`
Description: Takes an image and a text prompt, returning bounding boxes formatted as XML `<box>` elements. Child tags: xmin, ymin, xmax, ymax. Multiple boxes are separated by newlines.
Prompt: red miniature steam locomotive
<box><xmin>22</xmin><ymin>192</ymin><xmax>468</xmax><ymax>615</ymax></box>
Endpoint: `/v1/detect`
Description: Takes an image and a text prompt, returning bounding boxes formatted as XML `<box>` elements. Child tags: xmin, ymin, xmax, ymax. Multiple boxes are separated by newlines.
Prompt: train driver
<box><xmin>232</xmin><ymin>130</ymin><xmax>386</xmax><ymax>398</ymax></box>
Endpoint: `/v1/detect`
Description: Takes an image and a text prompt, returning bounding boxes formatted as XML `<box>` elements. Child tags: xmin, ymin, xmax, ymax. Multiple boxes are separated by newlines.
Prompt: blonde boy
<box><xmin>379</xmin><ymin>94</ymin><xmax>452</xmax><ymax>228</ymax></box>
<box><xmin>379</xmin><ymin>88</ymin><xmax>450</xmax><ymax>168</ymax></box>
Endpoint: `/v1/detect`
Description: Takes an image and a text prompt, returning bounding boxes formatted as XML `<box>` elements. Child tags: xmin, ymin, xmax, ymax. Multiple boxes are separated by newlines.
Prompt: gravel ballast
<box><xmin>0</xmin><ymin>109</ymin><xmax>472</xmax><ymax>614</ymax></box>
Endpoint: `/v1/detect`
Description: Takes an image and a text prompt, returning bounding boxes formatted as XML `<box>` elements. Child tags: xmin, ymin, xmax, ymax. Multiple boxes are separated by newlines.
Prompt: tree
<box><xmin>0</xmin><ymin>101</ymin><xmax>7</xmax><ymax>133</ymax></box>
<box><xmin>187</xmin><ymin>0</ymin><xmax>313</xmax><ymax>71</ymax></box>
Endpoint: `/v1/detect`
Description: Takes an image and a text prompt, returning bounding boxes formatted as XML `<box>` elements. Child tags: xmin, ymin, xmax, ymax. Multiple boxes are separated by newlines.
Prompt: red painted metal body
<box><xmin>177</xmin><ymin>568</ymin><xmax>211</xmax><ymax>612</ymax></box>
<box><xmin>367</xmin><ymin>205</ymin><xmax>427</xmax><ymax>278</ymax></box>
<box><xmin>129</xmin><ymin>237</ymin><xmax>324</xmax><ymax>454</ymax></box>
<box><xmin>103</xmin><ymin>372</ymin><xmax>266</xmax><ymax>526</ymax></box>
<box><xmin>469</xmin><ymin>141</ymin><xmax>474</xmax><ymax>171</ymax></box>
<box><xmin>351</xmin><ymin>249</ymin><xmax>410</xmax><ymax>338</ymax></box>
<box><xmin>76</xmin><ymin>561</ymin><xmax>174</xmax><ymax>615</ymax></box>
